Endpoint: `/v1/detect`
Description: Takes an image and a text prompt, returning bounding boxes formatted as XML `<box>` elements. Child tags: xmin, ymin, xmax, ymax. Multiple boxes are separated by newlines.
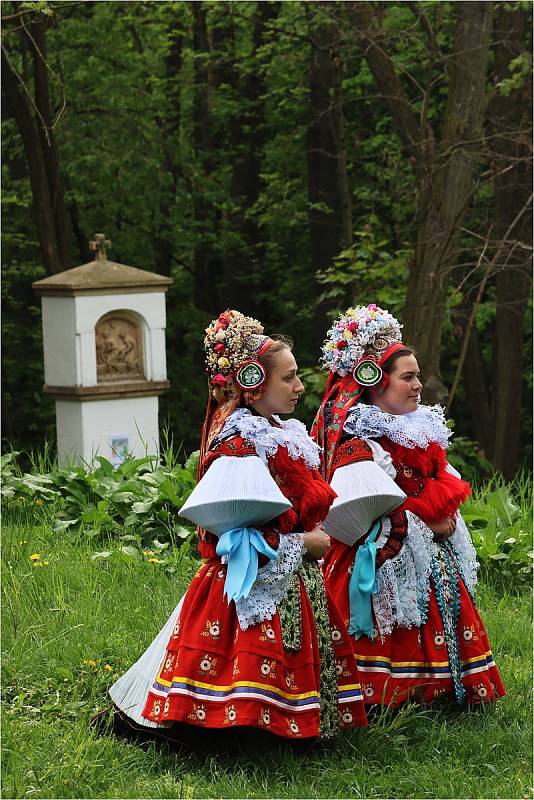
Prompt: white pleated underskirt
<box><xmin>108</xmin><ymin>595</ymin><xmax>184</xmax><ymax>728</ymax></box>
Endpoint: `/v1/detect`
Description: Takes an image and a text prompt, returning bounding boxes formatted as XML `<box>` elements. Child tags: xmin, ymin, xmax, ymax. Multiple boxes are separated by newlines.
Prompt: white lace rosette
<box><xmin>372</xmin><ymin>512</ymin><xmax>435</xmax><ymax>638</ymax></box>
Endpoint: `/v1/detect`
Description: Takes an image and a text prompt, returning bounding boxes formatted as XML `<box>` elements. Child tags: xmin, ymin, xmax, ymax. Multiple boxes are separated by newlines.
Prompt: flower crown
<box><xmin>204</xmin><ymin>309</ymin><xmax>270</xmax><ymax>388</ymax></box>
<box><xmin>321</xmin><ymin>304</ymin><xmax>403</xmax><ymax>376</ymax></box>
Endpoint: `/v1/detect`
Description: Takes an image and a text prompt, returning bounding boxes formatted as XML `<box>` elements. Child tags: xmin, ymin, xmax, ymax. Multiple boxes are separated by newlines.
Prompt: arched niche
<box><xmin>95</xmin><ymin>311</ymin><xmax>146</xmax><ymax>383</ymax></box>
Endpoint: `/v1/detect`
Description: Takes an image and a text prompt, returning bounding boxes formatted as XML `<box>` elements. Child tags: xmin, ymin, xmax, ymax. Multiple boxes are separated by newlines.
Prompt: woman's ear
<box><xmin>370</xmin><ymin>373</ymin><xmax>390</xmax><ymax>395</ymax></box>
<box><xmin>244</xmin><ymin>386</ymin><xmax>266</xmax><ymax>405</ymax></box>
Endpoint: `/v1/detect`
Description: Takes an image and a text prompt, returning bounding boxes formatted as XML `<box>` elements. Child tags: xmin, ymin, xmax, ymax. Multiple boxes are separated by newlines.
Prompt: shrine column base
<box><xmin>55</xmin><ymin>396</ymin><xmax>160</xmax><ymax>467</ymax></box>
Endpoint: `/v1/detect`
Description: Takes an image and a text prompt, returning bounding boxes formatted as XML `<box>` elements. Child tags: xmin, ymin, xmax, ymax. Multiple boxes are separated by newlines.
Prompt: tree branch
<box><xmin>347</xmin><ymin>1</ymin><xmax>423</xmax><ymax>170</ymax></box>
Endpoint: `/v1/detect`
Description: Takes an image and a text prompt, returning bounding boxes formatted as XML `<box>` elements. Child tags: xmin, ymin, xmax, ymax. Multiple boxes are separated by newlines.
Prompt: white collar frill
<box><xmin>214</xmin><ymin>408</ymin><xmax>321</xmax><ymax>469</ymax></box>
<box><xmin>343</xmin><ymin>403</ymin><xmax>452</xmax><ymax>449</ymax></box>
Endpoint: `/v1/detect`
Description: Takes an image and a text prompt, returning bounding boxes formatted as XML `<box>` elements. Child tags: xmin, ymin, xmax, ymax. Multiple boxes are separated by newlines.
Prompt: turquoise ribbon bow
<box><xmin>216</xmin><ymin>527</ymin><xmax>278</xmax><ymax>604</ymax></box>
<box><xmin>348</xmin><ymin>520</ymin><xmax>381</xmax><ymax>639</ymax></box>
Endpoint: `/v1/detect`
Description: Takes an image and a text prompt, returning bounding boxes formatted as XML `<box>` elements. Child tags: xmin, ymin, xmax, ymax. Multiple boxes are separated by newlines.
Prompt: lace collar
<box><xmin>343</xmin><ymin>403</ymin><xmax>452</xmax><ymax>449</ymax></box>
<box><xmin>214</xmin><ymin>408</ymin><xmax>322</xmax><ymax>469</ymax></box>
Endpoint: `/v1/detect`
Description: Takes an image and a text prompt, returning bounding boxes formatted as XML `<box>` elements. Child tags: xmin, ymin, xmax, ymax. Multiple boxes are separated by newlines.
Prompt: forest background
<box><xmin>2</xmin><ymin>0</ymin><xmax>532</xmax><ymax>480</ymax></box>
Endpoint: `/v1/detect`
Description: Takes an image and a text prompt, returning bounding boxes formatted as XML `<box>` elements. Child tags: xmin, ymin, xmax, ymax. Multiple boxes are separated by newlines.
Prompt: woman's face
<box><xmin>372</xmin><ymin>354</ymin><xmax>422</xmax><ymax>415</ymax></box>
<box><xmin>252</xmin><ymin>347</ymin><xmax>304</xmax><ymax>417</ymax></box>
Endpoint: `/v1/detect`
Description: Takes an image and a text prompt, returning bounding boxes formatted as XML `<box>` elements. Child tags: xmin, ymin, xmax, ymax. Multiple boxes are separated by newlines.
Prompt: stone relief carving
<box><xmin>96</xmin><ymin>317</ymin><xmax>144</xmax><ymax>382</ymax></box>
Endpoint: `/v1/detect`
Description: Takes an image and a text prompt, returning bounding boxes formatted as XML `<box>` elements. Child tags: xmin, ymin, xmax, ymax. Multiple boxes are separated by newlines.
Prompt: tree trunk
<box><xmin>402</xmin><ymin>2</ymin><xmax>494</xmax><ymax>400</ymax></box>
<box><xmin>28</xmin><ymin>15</ymin><xmax>72</xmax><ymax>269</ymax></box>
<box><xmin>2</xmin><ymin>10</ymin><xmax>72</xmax><ymax>275</ymax></box>
<box><xmin>155</xmin><ymin>25</ymin><xmax>184</xmax><ymax>278</ymax></box>
<box><xmin>487</xmin><ymin>5</ymin><xmax>532</xmax><ymax>477</ymax></box>
<box><xmin>192</xmin><ymin>2</ymin><xmax>222</xmax><ymax>311</ymax></box>
<box><xmin>451</xmin><ymin>304</ymin><xmax>492</xmax><ymax>453</ymax></box>
<box><xmin>2</xmin><ymin>47</ymin><xmax>64</xmax><ymax>275</ymax></box>
<box><xmin>307</xmin><ymin>7</ymin><xmax>349</xmax><ymax>346</ymax></box>
<box><xmin>349</xmin><ymin>2</ymin><xmax>494</xmax><ymax>402</ymax></box>
<box><xmin>223</xmin><ymin>2</ymin><xmax>279</xmax><ymax>316</ymax></box>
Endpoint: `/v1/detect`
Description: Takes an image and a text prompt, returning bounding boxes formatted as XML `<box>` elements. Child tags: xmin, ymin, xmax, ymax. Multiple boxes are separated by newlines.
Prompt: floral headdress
<box><xmin>312</xmin><ymin>304</ymin><xmax>405</xmax><ymax>479</ymax></box>
<box><xmin>321</xmin><ymin>304</ymin><xmax>402</xmax><ymax>377</ymax></box>
<box><xmin>204</xmin><ymin>309</ymin><xmax>272</xmax><ymax>393</ymax></box>
<box><xmin>200</xmin><ymin>310</ymin><xmax>273</xmax><ymax>483</ymax></box>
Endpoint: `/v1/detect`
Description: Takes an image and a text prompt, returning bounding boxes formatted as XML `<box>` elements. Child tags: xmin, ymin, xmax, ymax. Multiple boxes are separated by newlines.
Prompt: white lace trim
<box><xmin>344</xmin><ymin>404</ymin><xmax>452</xmax><ymax>449</ymax></box>
<box><xmin>449</xmin><ymin>512</ymin><xmax>479</xmax><ymax>594</ymax></box>
<box><xmin>235</xmin><ymin>533</ymin><xmax>305</xmax><ymax>629</ymax></box>
<box><xmin>215</xmin><ymin>408</ymin><xmax>321</xmax><ymax>468</ymax></box>
<box><xmin>372</xmin><ymin>512</ymin><xmax>435</xmax><ymax>638</ymax></box>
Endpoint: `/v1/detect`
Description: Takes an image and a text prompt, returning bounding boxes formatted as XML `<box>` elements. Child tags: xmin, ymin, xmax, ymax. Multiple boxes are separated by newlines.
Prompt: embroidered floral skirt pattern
<box><xmin>142</xmin><ymin>558</ymin><xmax>367</xmax><ymax>738</ymax></box>
<box><xmin>323</xmin><ymin>539</ymin><xmax>506</xmax><ymax>706</ymax></box>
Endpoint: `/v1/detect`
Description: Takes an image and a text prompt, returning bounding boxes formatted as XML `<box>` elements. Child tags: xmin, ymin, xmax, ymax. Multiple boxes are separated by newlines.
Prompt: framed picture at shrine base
<box><xmin>110</xmin><ymin>435</ymin><xmax>131</xmax><ymax>466</ymax></box>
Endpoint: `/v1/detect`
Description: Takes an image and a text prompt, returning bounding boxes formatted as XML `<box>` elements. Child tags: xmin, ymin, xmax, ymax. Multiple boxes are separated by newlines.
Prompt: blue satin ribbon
<box><xmin>348</xmin><ymin>520</ymin><xmax>381</xmax><ymax>639</ymax></box>
<box><xmin>216</xmin><ymin>527</ymin><xmax>278</xmax><ymax>604</ymax></box>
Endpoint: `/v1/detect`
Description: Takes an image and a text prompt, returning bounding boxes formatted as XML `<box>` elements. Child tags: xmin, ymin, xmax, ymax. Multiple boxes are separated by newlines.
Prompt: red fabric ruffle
<box><xmin>269</xmin><ymin>446</ymin><xmax>336</xmax><ymax>533</ymax></box>
<box><xmin>379</xmin><ymin>439</ymin><xmax>471</xmax><ymax>525</ymax></box>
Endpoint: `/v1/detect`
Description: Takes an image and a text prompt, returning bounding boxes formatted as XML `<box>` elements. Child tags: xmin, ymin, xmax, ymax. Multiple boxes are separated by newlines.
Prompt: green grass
<box><xmin>2</xmin><ymin>507</ymin><xmax>532</xmax><ymax>799</ymax></box>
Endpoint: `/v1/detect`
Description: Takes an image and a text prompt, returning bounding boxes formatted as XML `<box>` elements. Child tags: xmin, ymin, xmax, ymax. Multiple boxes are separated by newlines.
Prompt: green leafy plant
<box><xmin>1</xmin><ymin>450</ymin><xmax>198</xmax><ymax>546</ymax></box>
<box><xmin>461</xmin><ymin>475</ymin><xmax>533</xmax><ymax>588</ymax></box>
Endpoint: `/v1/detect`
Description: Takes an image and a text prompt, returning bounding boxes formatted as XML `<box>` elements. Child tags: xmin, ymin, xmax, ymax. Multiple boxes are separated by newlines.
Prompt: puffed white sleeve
<box><xmin>179</xmin><ymin>453</ymin><xmax>306</xmax><ymax>629</ymax></box>
<box><xmin>363</xmin><ymin>438</ymin><xmax>397</xmax><ymax>478</ymax></box>
<box><xmin>179</xmin><ymin>455</ymin><xmax>291</xmax><ymax>535</ymax></box>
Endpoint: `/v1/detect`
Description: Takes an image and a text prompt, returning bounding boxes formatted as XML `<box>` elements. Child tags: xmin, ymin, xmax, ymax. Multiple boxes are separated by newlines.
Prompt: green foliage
<box><xmin>298</xmin><ymin>366</ymin><xmax>327</xmax><ymax>417</ymax></box>
<box><xmin>447</xmin><ymin>435</ymin><xmax>494</xmax><ymax>485</ymax></box>
<box><xmin>4</xmin><ymin>446</ymin><xmax>532</xmax><ymax>592</ymax></box>
<box><xmin>497</xmin><ymin>52</ymin><xmax>532</xmax><ymax>96</ymax></box>
<box><xmin>1</xmin><ymin>449</ymin><xmax>199</xmax><ymax>547</ymax></box>
<box><xmin>1</xmin><ymin>0</ymin><xmax>532</xmax><ymax>477</ymax></box>
<box><xmin>461</xmin><ymin>475</ymin><xmax>533</xmax><ymax>589</ymax></box>
<box><xmin>316</xmin><ymin>225</ymin><xmax>410</xmax><ymax>319</ymax></box>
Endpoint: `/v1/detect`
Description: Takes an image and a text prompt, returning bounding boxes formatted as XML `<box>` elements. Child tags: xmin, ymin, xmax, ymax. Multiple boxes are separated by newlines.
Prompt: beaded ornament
<box><xmin>204</xmin><ymin>310</ymin><xmax>271</xmax><ymax>393</ymax></box>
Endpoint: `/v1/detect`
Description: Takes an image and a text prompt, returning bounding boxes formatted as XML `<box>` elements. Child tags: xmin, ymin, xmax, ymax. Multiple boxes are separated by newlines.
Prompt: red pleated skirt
<box><xmin>323</xmin><ymin>540</ymin><xmax>506</xmax><ymax>706</ymax></box>
<box><xmin>142</xmin><ymin>557</ymin><xmax>368</xmax><ymax>738</ymax></box>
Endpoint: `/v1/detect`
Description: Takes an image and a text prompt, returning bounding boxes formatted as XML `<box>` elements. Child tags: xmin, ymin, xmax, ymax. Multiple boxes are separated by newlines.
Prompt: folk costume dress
<box><xmin>136</xmin><ymin>409</ymin><xmax>367</xmax><ymax>739</ymax></box>
<box><xmin>316</xmin><ymin>403</ymin><xmax>506</xmax><ymax>707</ymax></box>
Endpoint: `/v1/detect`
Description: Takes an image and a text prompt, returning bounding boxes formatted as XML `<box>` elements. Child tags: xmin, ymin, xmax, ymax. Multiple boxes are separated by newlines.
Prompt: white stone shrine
<box><xmin>33</xmin><ymin>234</ymin><xmax>172</xmax><ymax>466</ymax></box>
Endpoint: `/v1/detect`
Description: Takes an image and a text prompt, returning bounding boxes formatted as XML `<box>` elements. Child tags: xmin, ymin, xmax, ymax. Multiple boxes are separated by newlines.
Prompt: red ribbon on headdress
<box><xmin>311</xmin><ymin>341</ymin><xmax>405</xmax><ymax>481</ymax></box>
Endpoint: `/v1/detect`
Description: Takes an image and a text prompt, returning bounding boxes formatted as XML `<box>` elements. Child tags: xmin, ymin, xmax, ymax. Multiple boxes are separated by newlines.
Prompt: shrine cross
<box><xmin>90</xmin><ymin>233</ymin><xmax>112</xmax><ymax>260</ymax></box>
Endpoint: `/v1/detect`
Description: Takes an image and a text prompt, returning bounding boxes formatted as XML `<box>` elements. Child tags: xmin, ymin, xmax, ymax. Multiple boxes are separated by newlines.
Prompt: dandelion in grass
<box><xmin>29</xmin><ymin>553</ymin><xmax>41</xmax><ymax>562</ymax></box>
<box><xmin>147</xmin><ymin>557</ymin><xmax>163</xmax><ymax>564</ymax></box>
<box><xmin>104</xmin><ymin>664</ymin><xmax>113</xmax><ymax>672</ymax></box>
<box><xmin>83</xmin><ymin>659</ymin><xmax>98</xmax><ymax>669</ymax></box>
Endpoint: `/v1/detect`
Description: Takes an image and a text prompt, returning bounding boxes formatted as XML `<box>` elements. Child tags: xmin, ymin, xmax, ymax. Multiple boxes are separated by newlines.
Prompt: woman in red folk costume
<box><xmin>311</xmin><ymin>304</ymin><xmax>505</xmax><ymax>707</ymax></box>
<box><xmin>111</xmin><ymin>310</ymin><xmax>366</xmax><ymax>743</ymax></box>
